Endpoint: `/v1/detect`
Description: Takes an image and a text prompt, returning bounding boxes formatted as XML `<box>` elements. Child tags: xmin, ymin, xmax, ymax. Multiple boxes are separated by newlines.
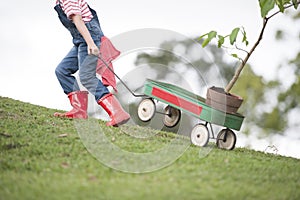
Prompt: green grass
<box><xmin>0</xmin><ymin>96</ymin><xmax>299</xmax><ymax>200</ymax></box>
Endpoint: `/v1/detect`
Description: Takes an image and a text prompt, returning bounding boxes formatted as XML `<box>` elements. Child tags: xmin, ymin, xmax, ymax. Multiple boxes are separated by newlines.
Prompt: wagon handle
<box><xmin>95</xmin><ymin>54</ymin><xmax>148</xmax><ymax>98</ymax></box>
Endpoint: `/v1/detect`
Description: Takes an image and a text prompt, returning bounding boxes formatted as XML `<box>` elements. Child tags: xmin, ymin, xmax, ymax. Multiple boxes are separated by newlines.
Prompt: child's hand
<box><xmin>88</xmin><ymin>44</ymin><xmax>99</xmax><ymax>55</ymax></box>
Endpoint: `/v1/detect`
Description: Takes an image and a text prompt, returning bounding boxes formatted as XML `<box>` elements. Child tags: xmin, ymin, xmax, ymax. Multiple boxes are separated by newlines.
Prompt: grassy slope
<box><xmin>0</xmin><ymin>96</ymin><xmax>299</xmax><ymax>200</ymax></box>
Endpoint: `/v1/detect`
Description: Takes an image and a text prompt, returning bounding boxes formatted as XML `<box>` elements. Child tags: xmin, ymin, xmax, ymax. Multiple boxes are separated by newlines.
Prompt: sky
<box><xmin>0</xmin><ymin>0</ymin><xmax>299</xmax><ymax>158</ymax></box>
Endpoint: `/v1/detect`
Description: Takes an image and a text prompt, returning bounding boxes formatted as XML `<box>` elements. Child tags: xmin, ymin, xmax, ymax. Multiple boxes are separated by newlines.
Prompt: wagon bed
<box><xmin>143</xmin><ymin>79</ymin><xmax>244</xmax><ymax>130</ymax></box>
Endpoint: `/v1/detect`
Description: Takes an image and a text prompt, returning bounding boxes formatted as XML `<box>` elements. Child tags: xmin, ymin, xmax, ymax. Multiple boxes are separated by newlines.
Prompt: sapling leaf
<box><xmin>218</xmin><ymin>35</ymin><xmax>225</xmax><ymax>48</ymax></box>
<box><xmin>275</xmin><ymin>0</ymin><xmax>285</xmax><ymax>12</ymax></box>
<box><xmin>201</xmin><ymin>31</ymin><xmax>217</xmax><ymax>47</ymax></box>
<box><xmin>208</xmin><ymin>31</ymin><xmax>217</xmax><ymax>40</ymax></box>
<box><xmin>231</xmin><ymin>54</ymin><xmax>239</xmax><ymax>59</ymax></box>
<box><xmin>241</xmin><ymin>27</ymin><xmax>249</xmax><ymax>46</ymax></box>
<box><xmin>283</xmin><ymin>0</ymin><xmax>292</xmax><ymax>3</ymax></box>
<box><xmin>202</xmin><ymin>38</ymin><xmax>210</xmax><ymax>47</ymax></box>
<box><xmin>259</xmin><ymin>0</ymin><xmax>276</xmax><ymax>17</ymax></box>
<box><xmin>292</xmin><ymin>0</ymin><xmax>299</xmax><ymax>9</ymax></box>
<box><xmin>230</xmin><ymin>28</ymin><xmax>240</xmax><ymax>45</ymax></box>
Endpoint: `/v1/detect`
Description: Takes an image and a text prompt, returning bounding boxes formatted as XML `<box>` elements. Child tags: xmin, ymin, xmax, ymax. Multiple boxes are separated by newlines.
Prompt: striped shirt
<box><xmin>56</xmin><ymin>0</ymin><xmax>93</xmax><ymax>22</ymax></box>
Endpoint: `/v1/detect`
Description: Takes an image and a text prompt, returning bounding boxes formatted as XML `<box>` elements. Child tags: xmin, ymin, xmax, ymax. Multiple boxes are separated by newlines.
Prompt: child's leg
<box><xmin>77</xmin><ymin>42</ymin><xmax>130</xmax><ymax>126</ymax></box>
<box><xmin>55</xmin><ymin>46</ymin><xmax>80</xmax><ymax>94</ymax></box>
<box><xmin>54</xmin><ymin>46</ymin><xmax>88</xmax><ymax>119</ymax></box>
<box><xmin>78</xmin><ymin>42</ymin><xmax>109</xmax><ymax>101</ymax></box>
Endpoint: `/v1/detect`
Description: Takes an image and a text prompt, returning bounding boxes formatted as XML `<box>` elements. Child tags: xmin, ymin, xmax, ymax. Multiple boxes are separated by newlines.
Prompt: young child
<box><xmin>53</xmin><ymin>0</ymin><xmax>130</xmax><ymax>126</ymax></box>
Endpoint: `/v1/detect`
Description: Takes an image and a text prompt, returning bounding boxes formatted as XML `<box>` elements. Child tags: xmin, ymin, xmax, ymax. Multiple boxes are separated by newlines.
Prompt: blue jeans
<box><xmin>54</xmin><ymin>4</ymin><xmax>109</xmax><ymax>101</ymax></box>
<box><xmin>55</xmin><ymin>41</ymin><xmax>109</xmax><ymax>101</ymax></box>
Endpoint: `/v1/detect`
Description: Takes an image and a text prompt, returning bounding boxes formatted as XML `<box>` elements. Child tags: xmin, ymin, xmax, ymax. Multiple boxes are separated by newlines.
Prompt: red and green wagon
<box><xmin>137</xmin><ymin>79</ymin><xmax>245</xmax><ymax>150</ymax></box>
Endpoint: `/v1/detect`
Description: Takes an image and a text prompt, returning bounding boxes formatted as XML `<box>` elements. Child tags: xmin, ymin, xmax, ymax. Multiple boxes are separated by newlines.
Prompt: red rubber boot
<box><xmin>98</xmin><ymin>93</ymin><xmax>130</xmax><ymax>126</ymax></box>
<box><xmin>54</xmin><ymin>91</ymin><xmax>88</xmax><ymax>119</ymax></box>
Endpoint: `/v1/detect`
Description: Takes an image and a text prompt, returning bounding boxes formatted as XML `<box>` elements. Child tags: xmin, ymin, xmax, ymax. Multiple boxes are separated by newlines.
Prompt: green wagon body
<box><xmin>143</xmin><ymin>79</ymin><xmax>244</xmax><ymax>131</ymax></box>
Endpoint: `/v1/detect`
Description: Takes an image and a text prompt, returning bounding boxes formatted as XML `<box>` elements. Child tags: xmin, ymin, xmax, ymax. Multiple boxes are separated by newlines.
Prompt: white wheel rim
<box><xmin>217</xmin><ymin>129</ymin><xmax>236</xmax><ymax>150</ymax></box>
<box><xmin>163</xmin><ymin>106</ymin><xmax>180</xmax><ymax>127</ymax></box>
<box><xmin>138</xmin><ymin>99</ymin><xmax>155</xmax><ymax>122</ymax></box>
<box><xmin>190</xmin><ymin>124</ymin><xmax>209</xmax><ymax>147</ymax></box>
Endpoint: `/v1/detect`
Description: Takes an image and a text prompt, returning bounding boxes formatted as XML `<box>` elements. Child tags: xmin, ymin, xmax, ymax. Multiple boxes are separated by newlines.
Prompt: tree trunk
<box><xmin>224</xmin><ymin>18</ymin><xmax>269</xmax><ymax>93</ymax></box>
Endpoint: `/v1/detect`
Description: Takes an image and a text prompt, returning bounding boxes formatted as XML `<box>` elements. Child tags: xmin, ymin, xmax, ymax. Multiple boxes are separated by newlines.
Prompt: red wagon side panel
<box><xmin>152</xmin><ymin>87</ymin><xmax>203</xmax><ymax>116</ymax></box>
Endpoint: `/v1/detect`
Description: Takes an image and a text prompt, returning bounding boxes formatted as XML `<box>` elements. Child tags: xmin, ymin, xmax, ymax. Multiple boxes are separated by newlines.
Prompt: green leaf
<box><xmin>217</xmin><ymin>35</ymin><xmax>225</xmax><ymax>48</ymax></box>
<box><xmin>283</xmin><ymin>0</ymin><xmax>291</xmax><ymax>5</ymax></box>
<box><xmin>230</xmin><ymin>28</ymin><xmax>240</xmax><ymax>45</ymax></box>
<box><xmin>231</xmin><ymin>54</ymin><xmax>239</xmax><ymax>59</ymax></box>
<box><xmin>275</xmin><ymin>0</ymin><xmax>284</xmax><ymax>12</ymax></box>
<box><xmin>201</xmin><ymin>38</ymin><xmax>210</xmax><ymax>47</ymax></box>
<box><xmin>292</xmin><ymin>0</ymin><xmax>299</xmax><ymax>9</ymax></box>
<box><xmin>241</xmin><ymin>27</ymin><xmax>249</xmax><ymax>46</ymax></box>
<box><xmin>201</xmin><ymin>31</ymin><xmax>217</xmax><ymax>47</ymax></box>
<box><xmin>208</xmin><ymin>31</ymin><xmax>217</xmax><ymax>39</ymax></box>
<box><xmin>259</xmin><ymin>0</ymin><xmax>276</xmax><ymax>17</ymax></box>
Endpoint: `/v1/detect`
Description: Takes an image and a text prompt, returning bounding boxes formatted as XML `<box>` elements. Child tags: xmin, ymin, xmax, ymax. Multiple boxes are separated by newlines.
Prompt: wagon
<box><xmin>137</xmin><ymin>79</ymin><xmax>245</xmax><ymax>150</ymax></box>
<box><xmin>96</xmin><ymin>54</ymin><xmax>244</xmax><ymax>150</ymax></box>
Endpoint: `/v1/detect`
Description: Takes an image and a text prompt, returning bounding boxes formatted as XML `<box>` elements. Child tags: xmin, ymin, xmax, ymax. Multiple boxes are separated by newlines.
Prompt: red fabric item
<box><xmin>96</xmin><ymin>36</ymin><xmax>121</xmax><ymax>92</ymax></box>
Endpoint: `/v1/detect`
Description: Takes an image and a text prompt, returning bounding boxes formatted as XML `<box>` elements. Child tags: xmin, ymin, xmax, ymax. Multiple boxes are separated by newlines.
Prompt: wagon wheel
<box><xmin>137</xmin><ymin>98</ymin><xmax>156</xmax><ymax>122</ymax></box>
<box><xmin>216</xmin><ymin>129</ymin><xmax>236</xmax><ymax>150</ymax></box>
<box><xmin>163</xmin><ymin>105</ymin><xmax>181</xmax><ymax>128</ymax></box>
<box><xmin>190</xmin><ymin>124</ymin><xmax>209</xmax><ymax>147</ymax></box>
